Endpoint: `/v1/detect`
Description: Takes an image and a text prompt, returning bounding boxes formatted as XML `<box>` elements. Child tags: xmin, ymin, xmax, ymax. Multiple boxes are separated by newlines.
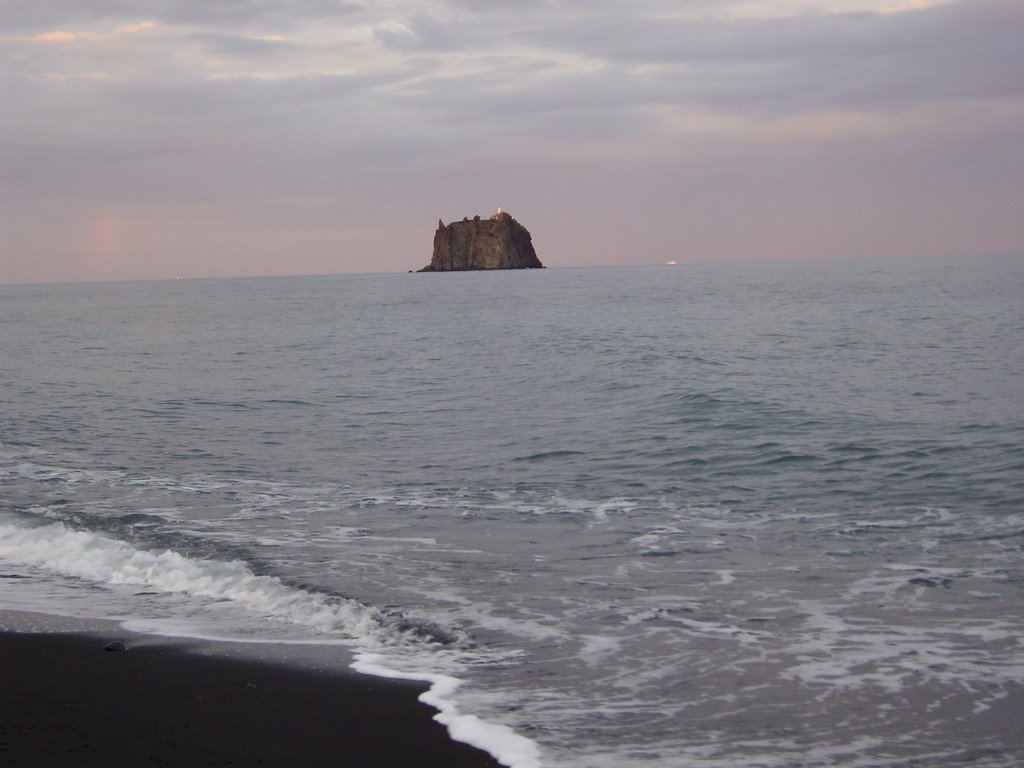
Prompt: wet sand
<box><xmin>0</xmin><ymin>630</ymin><xmax>502</xmax><ymax>767</ymax></box>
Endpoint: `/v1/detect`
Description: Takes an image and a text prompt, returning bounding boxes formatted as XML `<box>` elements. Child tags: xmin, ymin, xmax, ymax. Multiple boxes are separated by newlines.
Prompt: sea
<box><xmin>1</xmin><ymin>256</ymin><xmax>1022</xmax><ymax>768</ymax></box>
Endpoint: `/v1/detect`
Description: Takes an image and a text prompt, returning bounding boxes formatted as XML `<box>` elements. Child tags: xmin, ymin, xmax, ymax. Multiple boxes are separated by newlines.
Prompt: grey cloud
<box><xmin>382</xmin><ymin>64</ymin><xmax>663</xmax><ymax>146</ymax></box>
<box><xmin>2</xmin><ymin>63</ymin><xmax>437</xmax><ymax>205</ymax></box>
<box><xmin>359</xmin><ymin>0</ymin><xmax>1024</xmax><ymax>130</ymax></box>
<box><xmin>0</xmin><ymin>0</ymin><xmax>362</xmax><ymax>33</ymax></box>
<box><xmin>2</xmin><ymin>0</ymin><xmax>1021</xmax><ymax>281</ymax></box>
<box><xmin>150</xmin><ymin>0</ymin><xmax>362</xmax><ymax>28</ymax></box>
<box><xmin>0</xmin><ymin>0</ymin><xmax>134</xmax><ymax>33</ymax></box>
<box><xmin>374</xmin><ymin>13</ymin><xmax>464</xmax><ymax>52</ymax></box>
<box><xmin>6</xmin><ymin>0</ymin><xmax>1021</xmax><ymax>153</ymax></box>
<box><xmin>187</xmin><ymin>31</ymin><xmax>309</xmax><ymax>58</ymax></box>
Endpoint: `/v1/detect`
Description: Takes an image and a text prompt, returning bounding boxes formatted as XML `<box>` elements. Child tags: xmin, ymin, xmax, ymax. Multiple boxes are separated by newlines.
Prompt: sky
<box><xmin>1</xmin><ymin>0</ymin><xmax>1022</xmax><ymax>283</ymax></box>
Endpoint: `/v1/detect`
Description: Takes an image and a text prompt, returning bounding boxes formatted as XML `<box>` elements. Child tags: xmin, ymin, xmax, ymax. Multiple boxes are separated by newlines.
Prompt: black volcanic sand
<box><xmin>0</xmin><ymin>631</ymin><xmax>502</xmax><ymax>767</ymax></box>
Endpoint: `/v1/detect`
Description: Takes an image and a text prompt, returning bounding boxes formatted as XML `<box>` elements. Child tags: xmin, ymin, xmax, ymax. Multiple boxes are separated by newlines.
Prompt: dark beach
<box><xmin>0</xmin><ymin>629</ymin><xmax>502</xmax><ymax>767</ymax></box>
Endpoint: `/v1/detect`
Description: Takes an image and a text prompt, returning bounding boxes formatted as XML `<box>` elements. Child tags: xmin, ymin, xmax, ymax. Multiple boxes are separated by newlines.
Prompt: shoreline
<box><xmin>0</xmin><ymin>623</ymin><xmax>503</xmax><ymax>767</ymax></box>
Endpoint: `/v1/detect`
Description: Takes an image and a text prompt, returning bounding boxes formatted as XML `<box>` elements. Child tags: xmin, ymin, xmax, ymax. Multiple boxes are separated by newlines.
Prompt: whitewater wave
<box><xmin>0</xmin><ymin>515</ymin><xmax>542</xmax><ymax>767</ymax></box>
<box><xmin>0</xmin><ymin>516</ymin><xmax>390</xmax><ymax>643</ymax></box>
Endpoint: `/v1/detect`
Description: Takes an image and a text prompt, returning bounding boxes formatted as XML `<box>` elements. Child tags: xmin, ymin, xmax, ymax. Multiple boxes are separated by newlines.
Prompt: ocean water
<box><xmin>1</xmin><ymin>257</ymin><xmax>1023</xmax><ymax>767</ymax></box>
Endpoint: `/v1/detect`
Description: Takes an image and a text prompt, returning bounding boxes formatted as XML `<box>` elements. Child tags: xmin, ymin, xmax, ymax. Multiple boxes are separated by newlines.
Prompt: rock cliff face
<box><xmin>418</xmin><ymin>211</ymin><xmax>544</xmax><ymax>271</ymax></box>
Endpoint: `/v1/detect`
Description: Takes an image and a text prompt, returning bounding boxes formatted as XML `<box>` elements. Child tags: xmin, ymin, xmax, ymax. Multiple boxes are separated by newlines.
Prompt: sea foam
<box><xmin>0</xmin><ymin>518</ymin><xmax>385</xmax><ymax>643</ymax></box>
<box><xmin>353</xmin><ymin>652</ymin><xmax>543</xmax><ymax>768</ymax></box>
<box><xmin>0</xmin><ymin>516</ymin><xmax>545</xmax><ymax>767</ymax></box>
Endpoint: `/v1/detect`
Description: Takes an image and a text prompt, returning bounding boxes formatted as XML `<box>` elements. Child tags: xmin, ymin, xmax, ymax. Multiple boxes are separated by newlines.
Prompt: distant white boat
<box><xmin>665</xmin><ymin>260</ymin><xmax>678</xmax><ymax>266</ymax></box>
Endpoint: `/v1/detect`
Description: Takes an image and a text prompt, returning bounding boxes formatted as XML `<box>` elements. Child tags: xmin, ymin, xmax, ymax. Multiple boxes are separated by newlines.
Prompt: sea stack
<box><xmin>418</xmin><ymin>211</ymin><xmax>544</xmax><ymax>271</ymax></box>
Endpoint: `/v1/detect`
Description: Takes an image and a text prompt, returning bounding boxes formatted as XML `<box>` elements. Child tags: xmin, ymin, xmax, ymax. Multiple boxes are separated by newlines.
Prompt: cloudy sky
<box><xmin>1</xmin><ymin>0</ymin><xmax>1021</xmax><ymax>282</ymax></box>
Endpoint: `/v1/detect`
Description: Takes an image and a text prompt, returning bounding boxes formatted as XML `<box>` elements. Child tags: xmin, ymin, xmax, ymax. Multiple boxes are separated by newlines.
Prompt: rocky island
<box><xmin>418</xmin><ymin>210</ymin><xmax>544</xmax><ymax>271</ymax></box>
